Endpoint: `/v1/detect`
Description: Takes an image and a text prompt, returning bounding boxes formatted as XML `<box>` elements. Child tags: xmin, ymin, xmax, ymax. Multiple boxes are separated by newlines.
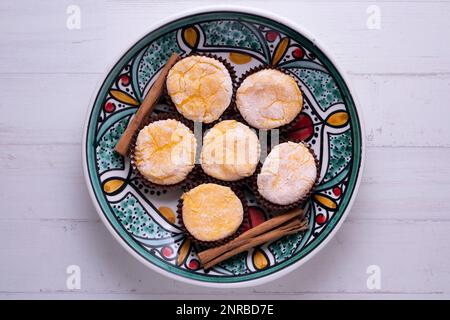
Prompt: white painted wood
<box><xmin>1</xmin><ymin>0</ymin><xmax>449</xmax><ymax>299</ymax></box>
<box><xmin>0</xmin><ymin>74</ymin><xmax>97</xmax><ymax>146</ymax></box>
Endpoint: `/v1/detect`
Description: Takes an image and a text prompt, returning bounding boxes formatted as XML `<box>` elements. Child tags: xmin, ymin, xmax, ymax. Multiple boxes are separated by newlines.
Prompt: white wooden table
<box><xmin>1</xmin><ymin>0</ymin><xmax>449</xmax><ymax>299</ymax></box>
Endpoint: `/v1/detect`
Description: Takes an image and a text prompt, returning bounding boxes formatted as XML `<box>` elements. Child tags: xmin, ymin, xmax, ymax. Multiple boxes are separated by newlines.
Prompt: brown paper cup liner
<box><xmin>252</xmin><ymin>140</ymin><xmax>320</xmax><ymax>212</ymax></box>
<box><xmin>164</xmin><ymin>53</ymin><xmax>237</xmax><ymax>126</ymax></box>
<box><xmin>177</xmin><ymin>181</ymin><xmax>249</xmax><ymax>249</ymax></box>
<box><xmin>234</xmin><ymin>65</ymin><xmax>305</xmax><ymax>134</ymax></box>
<box><xmin>129</xmin><ymin>113</ymin><xmax>200</xmax><ymax>192</ymax></box>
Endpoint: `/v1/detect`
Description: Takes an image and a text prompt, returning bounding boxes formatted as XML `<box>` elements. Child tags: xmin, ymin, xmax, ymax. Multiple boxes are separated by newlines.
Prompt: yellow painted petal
<box><xmin>252</xmin><ymin>248</ymin><xmax>269</xmax><ymax>270</ymax></box>
<box><xmin>229</xmin><ymin>52</ymin><xmax>252</xmax><ymax>64</ymax></box>
<box><xmin>110</xmin><ymin>89</ymin><xmax>140</xmax><ymax>106</ymax></box>
<box><xmin>103</xmin><ymin>178</ymin><xmax>125</xmax><ymax>194</ymax></box>
<box><xmin>272</xmin><ymin>37</ymin><xmax>290</xmax><ymax>65</ymax></box>
<box><xmin>177</xmin><ymin>238</ymin><xmax>191</xmax><ymax>266</ymax></box>
<box><xmin>158</xmin><ymin>206</ymin><xmax>176</xmax><ymax>224</ymax></box>
<box><xmin>327</xmin><ymin>111</ymin><xmax>349</xmax><ymax>127</ymax></box>
<box><xmin>183</xmin><ymin>27</ymin><xmax>199</xmax><ymax>49</ymax></box>
<box><xmin>314</xmin><ymin>194</ymin><xmax>338</xmax><ymax>210</ymax></box>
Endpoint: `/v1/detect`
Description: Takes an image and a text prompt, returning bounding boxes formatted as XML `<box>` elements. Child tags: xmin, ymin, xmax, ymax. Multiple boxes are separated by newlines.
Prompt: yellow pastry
<box><xmin>201</xmin><ymin>120</ymin><xmax>260</xmax><ymax>181</ymax></box>
<box><xmin>134</xmin><ymin>119</ymin><xmax>196</xmax><ymax>185</ymax></box>
<box><xmin>181</xmin><ymin>183</ymin><xmax>243</xmax><ymax>242</ymax></box>
<box><xmin>236</xmin><ymin>69</ymin><xmax>303</xmax><ymax>129</ymax></box>
<box><xmin>166</xmin><ymin>55</ymin><xmax>233</xmax><ymax>123</ymax></box>
<box><xmin>257</xmin><ymin>142</ymin><xmax>317</xmax><ymax>205</ymax></box>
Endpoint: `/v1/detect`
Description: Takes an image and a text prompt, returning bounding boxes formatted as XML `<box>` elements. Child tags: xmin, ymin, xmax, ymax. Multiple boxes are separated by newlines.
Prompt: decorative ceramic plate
<box><xmin>82</xmin><ymin>7</ymin><xmax>364</xmax><ymax>287</ymax></box>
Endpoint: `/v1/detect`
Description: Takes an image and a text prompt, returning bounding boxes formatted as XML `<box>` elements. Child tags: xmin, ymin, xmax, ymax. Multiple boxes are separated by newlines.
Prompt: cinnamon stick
<box><xmin>198</xmin><ymin>208</ymin><xmax>304</xmax><ymax>265</ymax></box>
<box><xmin>202</xmin><ymin>218</ymin><xmax>308</xmax><ymax>270</ymax></box>
<box><xmin>114</xmin><ymin>52</ymin><xmax>180</xmax><ymax>156</ymax></box>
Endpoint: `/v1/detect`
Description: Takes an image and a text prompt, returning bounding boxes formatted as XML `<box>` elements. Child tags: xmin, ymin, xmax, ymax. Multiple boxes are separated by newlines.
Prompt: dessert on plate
<box><xmin>200</xmin><ymin>120</ymin><xmax>260</xmax><ymax>182</ymax></box>
<box><xmin>257</xmin><ymin>141</ymin><xmax>317</xmax><ymax>207</ymax></box>
<box><xmin>180</xmin><ymin>183</ymin><xmax>244</xmax><ymax>243</ymax></box>
<box><xmin>236</xmin><ymin>69</ymin><xmax>303</xmax><ymax>130</ymax></box>
<box><xmin>166</xmin><ymin>55</ymin><xmax>233</xmax><ymax>123</ymax></box>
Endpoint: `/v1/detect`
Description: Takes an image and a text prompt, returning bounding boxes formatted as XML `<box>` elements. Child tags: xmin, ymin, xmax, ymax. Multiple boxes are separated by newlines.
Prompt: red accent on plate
<box><xmin>162</xmin><ymin>246</ymin><xmax>173</xmax><ymax>258</ymax></box>
<box><xmin>120</xmin><ymin>75</ymin><xmax>130</xmax><ymax>86</ymax></box>
<box><xmin>188</xmin><ymin>259</ymin><xmax>200</xmax><ymax>270</ymax></box>
<box><xmin>248</xmin><ymin>206</ymin><xmax>266</xmax><ymax>228</ymax></box>
<box><xmin>287</xmin><ymin>113</ymin><xmax>314</xmax><ymax>141</ymax></box>
<box><xmin>266</xmin><ymin>31</ymin><xmax>279</xmax><ymax>42</ymax></box>
<box><xmin>315</xmin><ymin>214</ymin><xmax>327</xmax><ymax>225</ymax></box>
<box><xmin>333</xmin><ymin>187</ymin><xmax>342</xmax><ymax>197</ymax></box>
<box><xmin>104</xmin><ymin>102</ymin><xmax>116</xmax><ymax>113</ymax></box>
<box><xmin>292</xmin><ymin>47</ymin><xmax>304</xmax><ymax>59</ymax></box>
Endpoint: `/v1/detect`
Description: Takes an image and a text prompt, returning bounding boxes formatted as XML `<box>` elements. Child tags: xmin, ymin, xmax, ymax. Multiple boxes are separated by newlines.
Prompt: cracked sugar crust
<box><xmin>201</xmin><ymin>120</ymin><xmax>261</xmax><ymax>181</ymax></box>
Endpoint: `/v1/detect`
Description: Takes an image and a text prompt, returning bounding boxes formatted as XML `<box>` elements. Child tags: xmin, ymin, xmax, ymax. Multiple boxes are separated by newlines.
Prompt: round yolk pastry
<box><xmin>257</xmin><ymin>142</ymin><xmax>317</xmax><ymax>205</ymax></box>
<box><xmin>166</xmin><ymin>55</ymin><xmax>233</xmax><ymax>123</ymax></box>
<box><xmin>236</xmin><ymin>69</ymin><xmax>303</xmax><ymax>129</ymax></box>
<box><xmin>201</xmin><ymin>120</ymin><xmax>260</xmax><ymax>181</ymax></box>
<box><xmin>181</xmin><ymin>183</ymin><xmax>244</xmax><ymax>242</ymax></box>
<box><xmin>134</xmin><ymin>119</ymin><xmax>196</xmax><ymax>185</ymax></box>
